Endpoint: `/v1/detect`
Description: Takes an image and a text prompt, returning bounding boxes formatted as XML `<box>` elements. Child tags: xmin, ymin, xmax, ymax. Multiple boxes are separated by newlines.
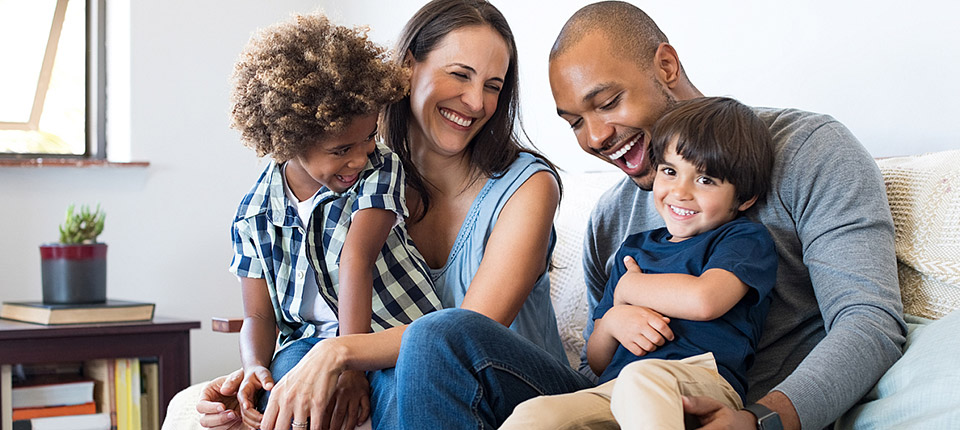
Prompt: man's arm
<box><xmin>769</xmin><ymin>122</ymin><xmax>905</xmax><ymax>429</ymax></box>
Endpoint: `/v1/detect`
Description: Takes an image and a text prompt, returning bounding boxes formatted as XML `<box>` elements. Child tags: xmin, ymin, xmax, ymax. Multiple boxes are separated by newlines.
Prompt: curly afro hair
<box><xmin>230</xmin><ymin>13</ymin><xmax>409</xmax><ymax>162</ymax></box>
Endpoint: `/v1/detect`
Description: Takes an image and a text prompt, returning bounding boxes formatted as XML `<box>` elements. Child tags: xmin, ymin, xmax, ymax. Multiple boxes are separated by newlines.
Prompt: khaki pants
<box><xmin>500</xmin><ymin>353</ymin><xmax>742</xmax><ymax>430</ymax></box>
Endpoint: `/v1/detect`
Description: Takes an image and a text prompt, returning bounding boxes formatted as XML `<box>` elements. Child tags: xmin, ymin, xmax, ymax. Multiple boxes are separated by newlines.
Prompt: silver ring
<box><xmin>292</xmin><ymin>420</ymin><xmax>309</xmax><ymax>429</ymax></box>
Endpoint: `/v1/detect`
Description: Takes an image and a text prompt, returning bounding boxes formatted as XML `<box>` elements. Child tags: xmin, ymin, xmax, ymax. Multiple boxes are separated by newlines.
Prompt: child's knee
<box><xmin>502</xmin><ymin>395</ymin><xmax>570</xmax><ymax>429</ymax></box>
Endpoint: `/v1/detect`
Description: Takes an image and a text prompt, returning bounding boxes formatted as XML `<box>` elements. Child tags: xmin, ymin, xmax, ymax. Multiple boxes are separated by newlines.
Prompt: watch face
<box><xmin>745</xmin><ymin>404</ymin><xmax>783</xmax><ymax>430</ymax></box>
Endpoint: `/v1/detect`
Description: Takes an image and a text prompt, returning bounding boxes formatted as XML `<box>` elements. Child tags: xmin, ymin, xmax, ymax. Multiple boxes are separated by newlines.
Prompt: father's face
<box><xmin>549</xmin><ymin>32</ymin><xmax>676</xmax><ymax>190</ymax></box>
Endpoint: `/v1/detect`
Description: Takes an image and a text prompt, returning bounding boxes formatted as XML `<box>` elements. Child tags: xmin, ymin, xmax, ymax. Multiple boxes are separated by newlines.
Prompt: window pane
<box><xmin>0</xmin><ymin>0</ymin><xmax>86</xmax><ymax>156</ymax></box>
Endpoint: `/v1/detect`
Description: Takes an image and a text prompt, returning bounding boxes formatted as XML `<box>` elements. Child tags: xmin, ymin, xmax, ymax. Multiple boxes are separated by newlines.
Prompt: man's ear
<box><xmin>654</xmin><ymin>43</ymin><xmax>682</xmax><ymax>89</ymax></box>
<box><xmin>737</xmin><ymin>195</ymin><xmax>759</xmax><ymax>212</ymax></box>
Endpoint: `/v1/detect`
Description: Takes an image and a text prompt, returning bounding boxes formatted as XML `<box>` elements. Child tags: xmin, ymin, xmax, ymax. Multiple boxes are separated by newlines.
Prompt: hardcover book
<box><xmin>12</xmin><ymin>379</ymin><xmax>94</xmax><ymax>409</ymax></box>
<box><xmin>0</xmin><ymin>301</ymin><xmax>154</xmax><ymax>325</ymax></box>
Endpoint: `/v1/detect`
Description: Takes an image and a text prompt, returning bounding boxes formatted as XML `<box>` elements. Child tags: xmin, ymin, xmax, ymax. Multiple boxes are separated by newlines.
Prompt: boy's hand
<box><xmin>614</xmin><ymin>256</ymin><xmax>645</xmax><ymax>305</ymax></box>
<box><xmin>197</xmin><ymin>369</ymin><xmax>249</xmax><ymax>430</ymax></box>
<box><xmin>237</xmin><ymin>365</ymin><xmax>273</xmax><ymax>429</ymax></box>
<box><xmin>605</xmin><ymin>305</ymin><xmax>673</xmax><ymax>357</ymax></box>
<box><xmin>323</xmin><ymin>370</ymin><xmax>371</xmax><ymax>430</ymax></box>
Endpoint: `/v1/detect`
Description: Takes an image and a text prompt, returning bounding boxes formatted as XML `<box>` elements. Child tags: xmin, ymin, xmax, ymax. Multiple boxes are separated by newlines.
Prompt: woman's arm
<box><xmin>338</xmin><ymin>207</ymin><xmax>397</xmax><ymax>335</ymax></box>
<box><xmin>459</xmin><ymin>170</ymin><xmax>560</xmax><ymax>325</ymax></box>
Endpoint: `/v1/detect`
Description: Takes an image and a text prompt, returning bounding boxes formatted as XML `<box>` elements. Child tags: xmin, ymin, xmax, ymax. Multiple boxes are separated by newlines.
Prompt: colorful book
<box><xmin>11</xmin><ymin>379</ymin><xmax>94</xmax><ymax>409</ymax></box>
<box><xmin>113</xmin><ymin>361</ymin><xmax>127</xmax><ymax>430</ymax></box>
<box><xmin>12</xmin><ymin>401</ymin><xmax>96</xmax><ymax>420</ymax></box>
<box><xmin>12</xmin><ymin>412</ymin><xmax>110</xmax><ymax>430</ymax></box>
<box><xmin>0</xmin><ymin>301</ymin><xmax>154</xmax><ymax>325</ymax></box>
<box><xmin>128</xmin><ymin>359</ymin><xmax>141</xmax><ymax>430</ymax></box>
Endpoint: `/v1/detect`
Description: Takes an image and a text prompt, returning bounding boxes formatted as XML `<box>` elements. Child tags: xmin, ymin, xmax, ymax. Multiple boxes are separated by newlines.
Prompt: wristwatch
<box><xmin>743</xmin><ymin>403</ymin><xmax>783</xmax><ymax>430</ymax></box>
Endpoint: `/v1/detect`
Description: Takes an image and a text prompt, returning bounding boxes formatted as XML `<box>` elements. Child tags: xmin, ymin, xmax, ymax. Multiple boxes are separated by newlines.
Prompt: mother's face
<box><xmin>407</xmin><ymin>24</ymin><xmax>510</xmax><ymax>157</ymax></box>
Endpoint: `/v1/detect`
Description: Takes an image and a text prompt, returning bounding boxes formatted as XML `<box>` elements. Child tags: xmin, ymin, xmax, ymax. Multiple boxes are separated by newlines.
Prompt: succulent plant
<box><xmin>59</xmin><ymin>204</ymin><xmax>106</xmax><ymax>244</ymax></box>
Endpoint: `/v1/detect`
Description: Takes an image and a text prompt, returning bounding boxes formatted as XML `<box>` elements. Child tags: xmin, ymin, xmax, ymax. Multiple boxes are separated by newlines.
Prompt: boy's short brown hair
<box><xmin>230</xmin><ymin>14</ymin><xmax>408</xmax><ymax>162</ymax></box>
<box><xmin>648</xmin><ymin>97</ymin><xmax>774</xmax><ymax>205</ymax></box>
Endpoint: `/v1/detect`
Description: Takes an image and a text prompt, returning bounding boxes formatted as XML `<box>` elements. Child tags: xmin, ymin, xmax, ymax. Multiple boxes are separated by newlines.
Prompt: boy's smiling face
<box><xmin>653</xmin><ymin>139</ymin><xmax>757</xmax><ymax>242</ymax></box>
<box><xmin>296</xmin><ymin>114</ymin><xmax>379</xmax><ymax>194</ymax></box>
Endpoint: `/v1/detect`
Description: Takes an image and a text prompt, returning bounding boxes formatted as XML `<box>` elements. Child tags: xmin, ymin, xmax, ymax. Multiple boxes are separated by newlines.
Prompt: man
<box><xmin>548</xmin><ymin>2</ymin><xmax>905</xmax><ymax>429</ymax></box>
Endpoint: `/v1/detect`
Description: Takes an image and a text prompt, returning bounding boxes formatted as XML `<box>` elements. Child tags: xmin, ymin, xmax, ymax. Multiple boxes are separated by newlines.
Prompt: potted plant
<box><xmin>40</xmin><ymin>204</ymin><xmax>107</xmax><ymax>304</ymax></box>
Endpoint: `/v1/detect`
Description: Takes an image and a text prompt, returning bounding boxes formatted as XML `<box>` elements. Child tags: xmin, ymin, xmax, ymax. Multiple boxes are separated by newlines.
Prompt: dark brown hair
<box><xmin>648</xmin><ymin>97</ymin><xmax>773</xmax><ymax>205</ymax></box>
<box><xmin>383</xmin><ymin>0</ymin><xmax>557</xmax><ymax>218</ymax></box>
<box><xmin>230</xmin><ymin>13</ymin><xmax>408</xmax><ymax>162</ymax></box>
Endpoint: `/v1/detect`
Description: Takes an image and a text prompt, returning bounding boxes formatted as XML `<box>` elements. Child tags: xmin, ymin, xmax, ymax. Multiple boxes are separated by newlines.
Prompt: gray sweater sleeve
<box><xmin>772</xmin><ymin>122</ymin><xmax>906</xmax><ymax>429</ymax></box>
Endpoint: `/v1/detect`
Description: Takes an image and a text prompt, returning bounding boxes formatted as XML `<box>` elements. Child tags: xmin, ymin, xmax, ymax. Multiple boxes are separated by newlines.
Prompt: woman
<box><xmin>198</xmin><ymin>1</ymin><xmax>580</xmax><ymax>429</ymax></box>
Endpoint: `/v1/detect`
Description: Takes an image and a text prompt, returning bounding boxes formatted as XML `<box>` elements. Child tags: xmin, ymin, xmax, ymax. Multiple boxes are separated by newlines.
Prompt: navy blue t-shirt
<box><xmin>593</xmin><ymin>216</ymin><xmax>777</xmax><ymax>401</ymax></box>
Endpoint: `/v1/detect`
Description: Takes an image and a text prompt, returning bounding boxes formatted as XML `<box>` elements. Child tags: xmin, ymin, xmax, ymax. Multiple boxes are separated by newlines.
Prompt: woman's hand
<box><xmin>260</xmin><ymin>338</ymin><xmax>348</xmax><ymax>430</ymax></box>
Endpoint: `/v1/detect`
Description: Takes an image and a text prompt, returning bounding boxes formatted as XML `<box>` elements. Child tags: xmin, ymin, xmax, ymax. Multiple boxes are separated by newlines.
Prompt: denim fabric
<box><xmin>368</xmin><ymin>368</ymin><xmax>398</xmax><ymax>429</ymax></box>
<box><xmin>256</xmin><ymin>337</ymin><xmax>323</xmax><ymax>411</ymax></box>
<box><xmin>393</xmin><ymin>309</ymin><xmax>594</xmax><ymax>429</ymax></box>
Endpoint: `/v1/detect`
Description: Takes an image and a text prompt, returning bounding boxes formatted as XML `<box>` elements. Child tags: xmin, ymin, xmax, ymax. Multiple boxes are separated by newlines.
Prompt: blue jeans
<box><xmin>391</xmin><ymin>308</ymin><xmax>595</xmax><ymax>429</ymax></box>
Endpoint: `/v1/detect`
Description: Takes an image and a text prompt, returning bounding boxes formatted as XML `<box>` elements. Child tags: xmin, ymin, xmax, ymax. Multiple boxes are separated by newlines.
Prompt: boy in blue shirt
<box><xmin>503</xmin><ymin>97</ymin><xmax>777</xmax><ymax>429</ymax></box>
<box><xmin>226</xmin><ymin>13</ymin><xmax>441</xmax><ymax>429</ymax></box>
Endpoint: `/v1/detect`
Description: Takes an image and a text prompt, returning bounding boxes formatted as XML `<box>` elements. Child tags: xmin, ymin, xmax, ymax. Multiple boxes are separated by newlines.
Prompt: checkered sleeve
<box><xmin>229</xmin><ymin>218</ymin><xmax>265</xmax><ymax>279</ymax></box>
<box><xmin>352</xmin><ymin>147</ymin><xmax>407</xmax><ymax>218</ymax></box>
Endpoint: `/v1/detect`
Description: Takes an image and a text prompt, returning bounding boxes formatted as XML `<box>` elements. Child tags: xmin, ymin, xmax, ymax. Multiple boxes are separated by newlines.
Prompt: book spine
<box><xmin>2</xmin><ymin>364</ymin><xmax>12</xmax><ymax>430</ymax></box>
<box><xmin>129</xmin><ymin>359</ymin><xmax>141</xmax><ymax>430</ymax></box>
<box><xmin>115</xmin><ymin>360</ymin><xmax>128</xmax><ymax>430</ymax></box>
<box><xmin>139</xmin><ymin>362</ymin><xmax>158</xmax><ymax>430</ymax></box>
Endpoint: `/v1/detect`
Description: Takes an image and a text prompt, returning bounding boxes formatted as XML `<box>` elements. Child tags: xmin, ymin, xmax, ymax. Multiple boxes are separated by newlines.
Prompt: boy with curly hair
<box><xmin>227</xmin><ymin>13</ymin><xmax>441</xmax><ymax>427</ymax></box>
<box><xmin>503</xmin><ymin>97</ymin><xmax>778</xmax><ymax>429</ymax></box>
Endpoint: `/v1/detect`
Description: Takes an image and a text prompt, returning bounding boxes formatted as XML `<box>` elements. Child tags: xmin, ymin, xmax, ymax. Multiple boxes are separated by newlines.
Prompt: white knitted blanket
<box><xmin>878</xmin><ymin>150</ymin><xmax>960</xmax><ymax>319</ymax></box>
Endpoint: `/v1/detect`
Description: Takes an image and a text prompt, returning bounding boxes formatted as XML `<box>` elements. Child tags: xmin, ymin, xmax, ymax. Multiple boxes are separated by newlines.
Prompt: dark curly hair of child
<box><xmin>230</xmin><ymin>13</ymin><xmax>409</xmax><ymax>162</ymax></box>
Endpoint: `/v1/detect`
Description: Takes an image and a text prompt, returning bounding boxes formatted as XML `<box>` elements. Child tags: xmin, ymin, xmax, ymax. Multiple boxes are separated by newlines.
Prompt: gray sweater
<box><xmin>580</xmin><ymin>107</ymin><xmax>907</xmax><ymax>429</ymax></box>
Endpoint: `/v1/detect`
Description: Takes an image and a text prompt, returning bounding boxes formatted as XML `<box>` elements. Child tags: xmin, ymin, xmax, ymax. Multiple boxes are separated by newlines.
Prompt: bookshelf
<box><xmin>0</xmin><ymin>316</ymin><xmax>200</xmax><ymax>426</ymax></box>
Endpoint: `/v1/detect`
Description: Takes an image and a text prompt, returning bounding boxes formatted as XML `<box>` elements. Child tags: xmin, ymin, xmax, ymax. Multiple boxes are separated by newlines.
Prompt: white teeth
<box><xmin>607</xmin><ymin>134</ymin><xmax>641</xmax><ymax>161</ymax></box>
<box><xmin>440</xmin><ymin>109</ymin><xmax>473</xmax><ymax>127</ymax></box>
<box><xmin>625</xmin><ymin>160</ymin><xmax>637</xmax><ymax>169</ymax></box>
<box><xmin>670</xmin><ymin>205</ymin><xmax>697</xmax><ymax>216</ymax></box>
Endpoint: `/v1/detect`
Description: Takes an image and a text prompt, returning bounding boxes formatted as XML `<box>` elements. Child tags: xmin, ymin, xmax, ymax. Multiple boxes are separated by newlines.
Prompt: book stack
<box><xmin>9</xmin><ymin>363</ymin><xmax>105</xmax><ymax>430</ymax></box>
<box><xmin>1</xmin><ymin>360</ymin><xmax>160</xmax><ymax>430</ymax></box>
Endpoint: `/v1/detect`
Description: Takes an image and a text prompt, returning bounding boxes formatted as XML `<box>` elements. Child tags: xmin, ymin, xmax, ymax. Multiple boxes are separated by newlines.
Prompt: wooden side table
<box><xmin>0</xmin><ymin>316</ymin><xmax>200</xmax><ymax>424</ymax></box>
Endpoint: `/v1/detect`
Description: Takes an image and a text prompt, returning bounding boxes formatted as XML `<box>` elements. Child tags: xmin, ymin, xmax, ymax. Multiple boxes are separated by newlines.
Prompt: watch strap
<box><xmin>743</xmin><ymin>403</ymin><xmax>783</xmax><ymax>430</ymax></box>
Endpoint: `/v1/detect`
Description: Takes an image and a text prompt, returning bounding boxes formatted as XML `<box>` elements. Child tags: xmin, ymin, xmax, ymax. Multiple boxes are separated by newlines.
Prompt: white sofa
<box><xmin>163</xmin><ymin>151</ymin><xmax>960</xmax><ymax>429</ymax></box>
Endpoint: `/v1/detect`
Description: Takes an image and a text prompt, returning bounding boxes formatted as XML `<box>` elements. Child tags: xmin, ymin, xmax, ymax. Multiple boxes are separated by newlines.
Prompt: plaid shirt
<box><xmin>230</xmin><ymin>143</ymin><xmax>441</xmax><ymax>351</ymax></box>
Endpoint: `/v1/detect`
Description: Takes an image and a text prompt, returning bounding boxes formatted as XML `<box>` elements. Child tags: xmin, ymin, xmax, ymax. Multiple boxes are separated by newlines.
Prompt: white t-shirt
<box><xmin>282</xmin><ymin>165</ymin><xmax>338</xmax><ymax>339</ymax></box>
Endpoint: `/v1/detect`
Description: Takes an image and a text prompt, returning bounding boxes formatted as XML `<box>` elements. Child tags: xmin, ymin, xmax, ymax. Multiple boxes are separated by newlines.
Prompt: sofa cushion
<box><xmin>878</xmin><ymin>151</ymin><xmax>960</xmax><ymax>319</ymax></box>
<box><xmin>549</xmin><ymin>171</ymin><xmax>624</xmax><ymax>367</ymax></box>
<box><xmin>835</xmin><ymin>311</ymin><xmax>960</xmax><ymax>429</ymax></box>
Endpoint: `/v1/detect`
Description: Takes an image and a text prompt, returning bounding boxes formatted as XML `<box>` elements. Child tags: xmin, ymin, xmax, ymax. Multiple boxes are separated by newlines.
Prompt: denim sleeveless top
<box><xmin>430</xmin><ymin>153</ymin><xmax>566</xmax><ymax>363</ymax></box>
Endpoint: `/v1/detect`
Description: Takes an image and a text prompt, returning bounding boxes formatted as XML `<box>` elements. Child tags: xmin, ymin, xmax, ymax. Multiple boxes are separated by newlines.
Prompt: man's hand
<box><xmin>605</xmin><ymin>305</ymin><xmax>673</xmax><ymax>357</ymax></box>
<box><xmin>197</xmin><ymin>369</ymin><xmax>250</xmax><ymax>430</ymax></box>
<box><xmin>682</xmin><ymin>395</ymin><xmax>757</xmax><ymax>430</ymax></box>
